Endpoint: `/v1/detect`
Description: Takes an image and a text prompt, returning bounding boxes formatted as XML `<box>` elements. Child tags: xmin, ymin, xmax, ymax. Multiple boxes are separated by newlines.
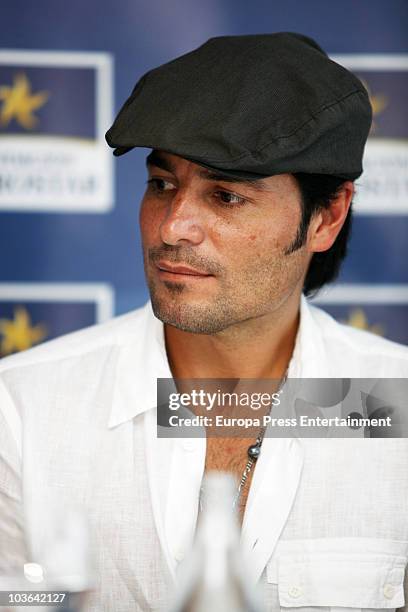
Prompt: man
<box><xmin>1</xmin><ymin>33</ymin><xmax>408</xmax><ymax>612</ymax></box>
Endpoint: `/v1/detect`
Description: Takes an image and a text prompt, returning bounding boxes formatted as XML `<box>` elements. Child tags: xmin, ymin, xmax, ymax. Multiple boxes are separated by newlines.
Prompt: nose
<box><xmin>159</xmin><ymin>190</ymin><xmax>205</xmax><ymax>246</ymax></box>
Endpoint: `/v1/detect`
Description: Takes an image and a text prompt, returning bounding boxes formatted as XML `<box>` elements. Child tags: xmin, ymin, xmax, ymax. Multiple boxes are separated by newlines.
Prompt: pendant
<box><xmin>247</xmin><ymin>444</ymin><xmax>261</xmax><ymax>460</ymax></box>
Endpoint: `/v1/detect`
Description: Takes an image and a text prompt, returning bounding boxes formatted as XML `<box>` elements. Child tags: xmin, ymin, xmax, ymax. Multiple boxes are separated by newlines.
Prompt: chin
<box><xmin>150</xmin><ymin>295</ymin><xmax>233</xmax><ymax>335</ymax></box>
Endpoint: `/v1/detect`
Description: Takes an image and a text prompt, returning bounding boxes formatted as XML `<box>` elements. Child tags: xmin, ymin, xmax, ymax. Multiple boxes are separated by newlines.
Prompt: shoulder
<box><xmin>307</xmin><ymin>301</ymin><xmax>408</xmax><ymax>375</ymax></box>
<box><xmin>0</xmin><ymin>302</ymin><xmax>149</xmax><ymax>375</ymax></box>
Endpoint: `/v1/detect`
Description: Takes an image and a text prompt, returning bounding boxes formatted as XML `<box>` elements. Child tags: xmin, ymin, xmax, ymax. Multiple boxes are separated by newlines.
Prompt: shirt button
<box><xmin>175</xmin><ymin>547</ymin><xmax>185</xmax><ymax>562</ymax></box>
<box><xmin>288</xmin><ymin>586</ymin><xmax>302</xmax><ymax>599</ymax></box>
<box><xmin>383</xmin><ymin>584</ymin><xmax>395</xmax><ymax>599</ymax></box>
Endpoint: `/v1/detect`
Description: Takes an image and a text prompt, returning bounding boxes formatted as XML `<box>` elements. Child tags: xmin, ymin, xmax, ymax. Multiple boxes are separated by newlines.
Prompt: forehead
<box><xmin>146</xmin><ymin>149</ymin><xmax>273</xmax><ymax>193</ymax></box>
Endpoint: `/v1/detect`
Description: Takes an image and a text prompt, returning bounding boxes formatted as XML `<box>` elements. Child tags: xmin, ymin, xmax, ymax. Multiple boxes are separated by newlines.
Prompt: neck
<box><xmin>164</xmin><ymin>292</ymin><xmax>302</xmax><ymax>380</ymax></box>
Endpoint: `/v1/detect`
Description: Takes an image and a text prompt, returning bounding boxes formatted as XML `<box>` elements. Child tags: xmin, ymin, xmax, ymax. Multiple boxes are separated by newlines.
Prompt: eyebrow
<box><xmin>145</xmin><ymin>150</ymin><xmax>268</xmax><ymax>192</ymax></box>
<box><xmin>146</xmin><ymin>150</ymin><xmax>174</xmax><ymax>173</ymax></box>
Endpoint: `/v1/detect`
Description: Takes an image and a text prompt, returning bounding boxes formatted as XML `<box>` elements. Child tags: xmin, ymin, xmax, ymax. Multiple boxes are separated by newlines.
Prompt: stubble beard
<box><xmin>146</xmin><ymin>248</ymin><xmax>306</xmax><ymax>335</ymax></box>
<box><xmin>145</xmin><ymin>244</ymin><xmax>243</xmax><ymax>334</ymax></box>
<box><xmin>148</xmin><ymin>276</ymin><xmax>240</xmax><ymax>334</ymax></box>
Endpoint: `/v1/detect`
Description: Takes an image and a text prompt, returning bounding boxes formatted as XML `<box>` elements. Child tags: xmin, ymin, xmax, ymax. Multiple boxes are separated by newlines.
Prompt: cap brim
<box><xmin>180</xmin><ymin>155</ymin><xmax>270</xmax><ymax>181</ymax></box>
<box><xmin>113</xmin><ymin>145</ymin><xmax>135</xmax><ymax>157</ymax></box>
<box><xmin>112</xmin><ymin>143</ymin><xmax>269</xmax><ymax>181</ymax></box>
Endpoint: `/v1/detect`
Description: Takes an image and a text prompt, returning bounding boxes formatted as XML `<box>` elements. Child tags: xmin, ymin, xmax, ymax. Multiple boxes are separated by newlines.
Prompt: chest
<box><xmin>204</xmin><ymin>436</ymin><xmax>259</xmax><ymax>521</ymax></box>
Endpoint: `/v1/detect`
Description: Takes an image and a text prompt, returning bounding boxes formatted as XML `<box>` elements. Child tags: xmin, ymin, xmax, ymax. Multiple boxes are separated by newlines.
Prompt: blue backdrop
<box><xmin>0</xmin><ymin>0</ymin><xmax>407</xmax><ymax>356</ymax></box>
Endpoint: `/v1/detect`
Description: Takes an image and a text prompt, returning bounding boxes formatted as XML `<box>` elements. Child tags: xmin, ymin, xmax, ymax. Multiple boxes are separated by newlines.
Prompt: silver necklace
<box><xmin>199</xmin><ymin>370</ymin><xmax>289</xmax><ymax>513</ymax></box>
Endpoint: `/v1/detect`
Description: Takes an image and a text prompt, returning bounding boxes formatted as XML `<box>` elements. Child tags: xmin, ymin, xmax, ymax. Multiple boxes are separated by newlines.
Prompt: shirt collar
<box><xmin>287</xmin><ymin>293</ymin><xmax>329</xmax><ymax>378</ymax></box>
<box><xmin>108</xmin><ymin>301</ymin><xmax>172</xmax><ymax>428</ymax></box>
<box><xmin>108</xmin><ymin>294</ymin><xmax>329</xmax><ymax>428</ymax></box>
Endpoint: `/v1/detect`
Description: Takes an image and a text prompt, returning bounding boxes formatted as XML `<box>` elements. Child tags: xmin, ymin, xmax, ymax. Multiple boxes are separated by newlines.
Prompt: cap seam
<box><xmin>192</xmin><ymin>88</ymin><xmax>368</xmax><ymax>165</ymax></box>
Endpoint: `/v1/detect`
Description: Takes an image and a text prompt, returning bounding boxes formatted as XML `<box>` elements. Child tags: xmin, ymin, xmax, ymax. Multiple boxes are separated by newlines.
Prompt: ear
<box><xmin>308</xmin><ymin>181</ymin><xmax>354</xmax><ymax>253</ymax></box>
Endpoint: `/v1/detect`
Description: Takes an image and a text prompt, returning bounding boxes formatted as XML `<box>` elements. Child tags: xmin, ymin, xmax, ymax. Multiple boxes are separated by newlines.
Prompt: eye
<box><xmin>146</xmin><ymin>178</ymin><xmax>175</xmax><ymax>193</ymax></box>
<box><xmin>214</xmin><ymin>190</ymin><xmax>247</xmax><ymax>207</ymax></box>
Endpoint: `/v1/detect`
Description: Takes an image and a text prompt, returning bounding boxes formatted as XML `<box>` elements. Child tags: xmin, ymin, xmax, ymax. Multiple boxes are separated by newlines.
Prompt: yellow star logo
<box><xmin>361</xmin><ymin>79</ymin><xmax>388</xmax><ymax>134</ymax></box>
<box><xmin>342</xmin><ymin>308</ymin><xmax>384</xmax><ymax>336</ymax></box>
<box><xmin>0</xmin><ymin>306</ymin><xmax>47</xmax><ymax>356</ymax></box>
<box><xmin>0</xmin><ymin>73</ymin><xmax>49</xmax><ymax>129</ymax></box>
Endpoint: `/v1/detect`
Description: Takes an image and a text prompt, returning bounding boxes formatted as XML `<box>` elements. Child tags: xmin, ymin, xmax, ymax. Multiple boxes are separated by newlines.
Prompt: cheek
<box><xmin>245</xmin><ymin>227</ymin><xmax>284</xmax><ymax>252</ymax></box>
<box><xmin>139</xmin><ymin>198</ymin><xmax>160</xmax><ymax>243</ymax></box>
<box><xmin>241</xmin><ymin>219</ymin><xmax>298</xmax><ymax>264</ymax></box>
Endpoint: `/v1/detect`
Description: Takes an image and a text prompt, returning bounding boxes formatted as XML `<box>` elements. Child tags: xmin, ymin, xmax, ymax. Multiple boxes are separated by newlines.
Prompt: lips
<box><xmin>156</xmin><ymin>261</ymin><xmax>211</xmax><ymax>276</ymax></box>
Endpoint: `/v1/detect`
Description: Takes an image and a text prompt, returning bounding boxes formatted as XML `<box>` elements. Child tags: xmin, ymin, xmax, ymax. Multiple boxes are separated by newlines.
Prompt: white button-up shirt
<box><xmin>1</xmin><ymin>295</ymin><xmax>408</xmax><ymax>611</ymax></box>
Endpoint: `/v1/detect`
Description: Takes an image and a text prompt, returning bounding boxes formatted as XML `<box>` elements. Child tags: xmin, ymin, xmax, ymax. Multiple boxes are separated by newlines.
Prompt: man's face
<box><xmin>139</xmin><ymin>150</ymin><xmax>312</xmax><ymax>334</ymax></box>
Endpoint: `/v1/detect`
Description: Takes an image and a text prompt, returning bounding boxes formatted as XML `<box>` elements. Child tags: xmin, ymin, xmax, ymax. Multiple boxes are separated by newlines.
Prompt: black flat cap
<box><xmin>105</xmin><ymin>32</ymin><xmax>372</xmax><ymax>180</ymax></box>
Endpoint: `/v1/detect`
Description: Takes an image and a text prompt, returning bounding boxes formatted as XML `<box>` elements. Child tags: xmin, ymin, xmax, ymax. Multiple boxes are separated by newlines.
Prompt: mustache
<box><xmin>148</xmin><ymin>245</ymin><xmax>222</xmax><ymax>276</ymax></box>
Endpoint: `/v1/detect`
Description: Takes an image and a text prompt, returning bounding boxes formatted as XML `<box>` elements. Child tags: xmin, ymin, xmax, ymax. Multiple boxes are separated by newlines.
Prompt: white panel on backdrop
<box><xmin>312</xmin><ymin>283</ymin><xmax>408</xmax><ymax>304</ymax></box>
<box><xmin>0</xmin><ymin>51</ymin><xmax>113</xmax><ymax>213</ymax></box>
<box><xmin>0</xmin><ymin>283</ymin><xmax>114</xmax><ymax>321</ymax></box>
<box><xmin>332</xmin><ymin>55</ymin><xmax>408</xmax><ymax>215</ymax></box>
